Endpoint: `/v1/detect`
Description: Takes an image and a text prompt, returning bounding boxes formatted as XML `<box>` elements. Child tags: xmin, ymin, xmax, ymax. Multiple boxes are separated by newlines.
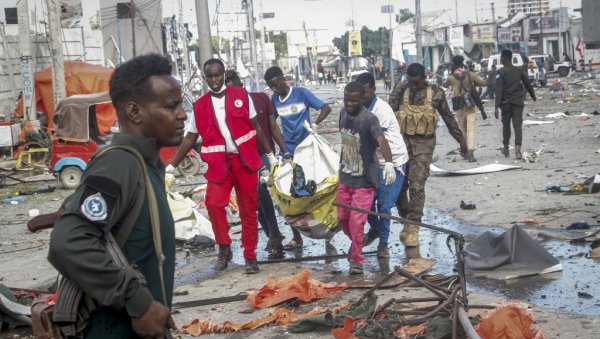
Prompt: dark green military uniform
<box><xmin>48</xmin><ymin>133</ymin><xmax>175</xmax><ymax>338</ymax></box>
<box><xmin>495</xmin><ymin>64</ymin><xmax>536</xmax><ymax>147</ymax></box>
<box><xmin>389</xmin><ymin>83</ymin><xmax>466</xmax><ymax>222</ymax></box>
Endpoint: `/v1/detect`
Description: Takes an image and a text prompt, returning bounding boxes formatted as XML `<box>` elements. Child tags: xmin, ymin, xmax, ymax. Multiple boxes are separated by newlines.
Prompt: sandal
<box><xmin>349</xmin><ymin>263</ymin><xmax>364</xmax><ymax>275</ymax></box>
<box><xmin>283</xmin><ymin>239</ymin><xmax>303</xmax><ymax>251</ymax></box>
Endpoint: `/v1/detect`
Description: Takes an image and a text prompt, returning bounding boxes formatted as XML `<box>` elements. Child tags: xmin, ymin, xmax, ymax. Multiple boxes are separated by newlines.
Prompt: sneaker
<box><xmin>400</xmin><ymin>224</ymin><xmax>420</xmax><ymax>247</ymax></box>
<box><xmin>349</xmin><ymin>263</ymin><xmax>364</xmax><ymax>275</ymax></box>
<box><xmin>214</xmin><ymin>245</ymin><xmax>232</xmax><ymax>271</ymax></box>
<box><xmin>245</xmin><ymin>258</ymin><xmax>259</xmax><ymax>274</ymax></box>
<box><xmin>377</xmin><ymin>243</ymin><xmax>390</xmax><ymax>258</ymax></box>
<box><xmin>362</xmin><ymin>230</ymin><xmax>379</xmax><ymax>248</ymax></box>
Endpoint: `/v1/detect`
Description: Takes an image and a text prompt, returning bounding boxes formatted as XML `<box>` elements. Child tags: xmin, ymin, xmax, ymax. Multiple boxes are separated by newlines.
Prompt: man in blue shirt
<box><xmin>264</xmin><ymin>66</ymin><xmax>332</xmax><ymax>249</ymax></box>
<box><xmin>264</xmin><ymin>66</ymin><xmax>332</xmax><ymax>155</ymax></box>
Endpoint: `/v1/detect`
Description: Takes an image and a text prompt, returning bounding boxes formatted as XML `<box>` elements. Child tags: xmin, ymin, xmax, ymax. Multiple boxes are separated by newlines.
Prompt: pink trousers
<box><xmin>336</xmin><ymin>183</ymin><xmax>376</xmax><ymax>264</ymax></box>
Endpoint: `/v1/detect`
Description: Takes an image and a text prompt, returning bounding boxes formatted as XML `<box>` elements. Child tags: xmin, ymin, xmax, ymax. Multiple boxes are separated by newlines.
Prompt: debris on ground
<box><xmin>460</xmin><ymin>200</ymin><xmax>477</xmax><ymax>210</ymax></box>
<box><xmin>180</xmin><ymin>304</ymin><xmax>349</xmax><ymax>335</ymax></box>
<box><xmin>464</xmin><ymin>225</ymin><xmax>563</xmax><ymax>280</ymax></box>
<box><xmin>476</xmin><ymin>303</ymin><xmax>545</xmax><ymax>339</ymax></box>
<box><xmin>246</xmin><ymin>270</ymin><xmax>349</xmax><ymax>309</ymax></box>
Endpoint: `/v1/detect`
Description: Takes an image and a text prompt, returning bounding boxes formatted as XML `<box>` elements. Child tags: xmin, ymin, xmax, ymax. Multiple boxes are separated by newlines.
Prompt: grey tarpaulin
<box><xmin>463</xmin><ymin>225</ymin><xmax>563</xmax><ymax>280</ymax></box>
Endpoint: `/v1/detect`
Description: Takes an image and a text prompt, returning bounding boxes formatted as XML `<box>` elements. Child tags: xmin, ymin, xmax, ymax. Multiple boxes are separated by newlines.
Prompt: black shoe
<box><xmin>362</xmin><ymin>231</ymin><xmax>379</xmax><ymax>248</ymax></box>
<box><xmin>214</xmin><ymin>245</ymin><xmax>232</xmax><ymax>271</ymax></box>
<box><xmin>245</xmin><ymin>258</ymin><xmax>259</xmax><ymax>274</ymax></box>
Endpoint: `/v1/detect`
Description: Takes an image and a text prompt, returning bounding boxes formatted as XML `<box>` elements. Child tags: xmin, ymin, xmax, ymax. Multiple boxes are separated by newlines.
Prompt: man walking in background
<box><xmin>495</xmin><ymin>49</ymin><xmax>536</xmax><ymax>159</ymax></box>
<box><xmin>443</xmin><ymin>56</ymin><xmax>487</xmax><ymax>162</ymax></box>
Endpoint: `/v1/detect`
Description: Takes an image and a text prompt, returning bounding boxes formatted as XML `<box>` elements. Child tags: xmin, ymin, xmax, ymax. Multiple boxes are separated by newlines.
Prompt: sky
<box><xmin>164</xmin><ymin>0</ymin><xmax>582</xmax><ymax>44</ymax></box>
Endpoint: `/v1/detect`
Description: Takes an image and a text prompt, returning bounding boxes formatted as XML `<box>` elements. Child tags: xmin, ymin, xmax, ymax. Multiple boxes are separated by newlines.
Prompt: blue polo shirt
<box><xmin>271</xmin><ymin>87</ymin><xmax>325</xmax><ymax>154</ymax></box>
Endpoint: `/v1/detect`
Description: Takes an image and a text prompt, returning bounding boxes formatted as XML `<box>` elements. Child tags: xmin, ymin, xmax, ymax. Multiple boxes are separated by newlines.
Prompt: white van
<box><xmin>486</xmin><ymin>51</ymin><xmax>526</xmax><ymax>72</ymax></box>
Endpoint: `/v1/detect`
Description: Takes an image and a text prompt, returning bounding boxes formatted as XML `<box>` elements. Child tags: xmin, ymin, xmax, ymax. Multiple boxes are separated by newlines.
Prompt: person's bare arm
<box><xmin>169</xmin><ymin>132</ymin><xmax>198</xmax><ymax>167</ymax></box>
<box><xmin>314</xmin><ymin>103</ymin><xmax>332</xmax><ymax>125</ymax></box>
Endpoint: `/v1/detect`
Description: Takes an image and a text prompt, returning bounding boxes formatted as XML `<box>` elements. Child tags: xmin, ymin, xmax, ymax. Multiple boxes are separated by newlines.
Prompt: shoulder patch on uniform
<box><xmin>234</xmin><ymin>99</ymin><xmax>243</xmax><ymax>108</ymax></box>
<box><xmin>81</xmin><ymin>192</ymin><xmax>108</xmax><ymax>221</ymax></box>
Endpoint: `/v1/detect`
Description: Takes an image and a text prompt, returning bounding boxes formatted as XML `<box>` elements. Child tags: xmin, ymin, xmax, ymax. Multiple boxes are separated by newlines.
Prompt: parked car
<box><xmin>529</xmin><ymin>54</ymin><xmax>573</xmax><ymax>77</ymax></box>
<box><xmin>486</xmin><ymin>51</ymin><xmax>527</xmax><ymax>72</ymax></box>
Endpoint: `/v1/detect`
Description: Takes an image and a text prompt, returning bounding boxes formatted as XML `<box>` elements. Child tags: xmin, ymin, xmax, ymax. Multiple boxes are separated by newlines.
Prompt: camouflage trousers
<box><xmin>396</xmin><ymin>134</ymin><xmax>436</xmax><ymax>223</ymax></box>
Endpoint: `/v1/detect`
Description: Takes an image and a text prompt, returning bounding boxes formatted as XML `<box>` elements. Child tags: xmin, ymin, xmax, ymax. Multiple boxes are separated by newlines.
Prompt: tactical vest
<box><xmin>395</xmin><ymin>86</ymin><xmax>438</xmax><ymax>136</ymax></box>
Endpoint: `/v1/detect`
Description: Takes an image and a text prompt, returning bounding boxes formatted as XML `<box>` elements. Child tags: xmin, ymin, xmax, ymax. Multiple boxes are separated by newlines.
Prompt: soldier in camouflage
<box><xmin>389</xmin><ymin>63</ymin><xmax>467</xmax><ymax>247</ymax></box>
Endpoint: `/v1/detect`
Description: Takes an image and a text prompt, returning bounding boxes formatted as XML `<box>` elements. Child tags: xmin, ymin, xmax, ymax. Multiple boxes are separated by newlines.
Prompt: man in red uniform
<box><xmin>168</xmin><ymin>59</ymin><xmax>277</xmax><ymax>274</ymax></box>
<box><xmin>225</xmin><ymin>70</ymin><xmax>289</xmax><ymax>259</ymax></box>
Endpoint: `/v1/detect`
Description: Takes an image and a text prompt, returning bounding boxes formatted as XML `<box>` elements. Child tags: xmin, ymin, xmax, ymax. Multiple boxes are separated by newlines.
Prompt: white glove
<box><xmin>383</xmin><ymin>162</ymin><xmax>396</xmax><ymax>185</ymax></box>
<box><xmin>310</xmin><ymin>123</ymin><xmax>318</xmax><ymax>134</ymax></box>
<box><xmin>165</xmin><ymin>164</ymin><xmax>176</xmax><ymax>174</ymax></box>
<box><xmin>259</xmin><ymin>167</ymin><xmax>270</xmax><ymax>184</ymax></box>
<box><xmin>266</xmin><ymin>153</ymin><xmax>279</xmax><ymax>168</ymax></box>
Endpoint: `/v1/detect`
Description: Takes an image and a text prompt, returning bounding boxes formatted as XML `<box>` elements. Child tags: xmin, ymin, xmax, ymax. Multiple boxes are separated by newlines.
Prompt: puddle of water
<box><xmin>175</xmin><ymin>206</ymin><xmax>600</xmax><ymax>316</ymax></box>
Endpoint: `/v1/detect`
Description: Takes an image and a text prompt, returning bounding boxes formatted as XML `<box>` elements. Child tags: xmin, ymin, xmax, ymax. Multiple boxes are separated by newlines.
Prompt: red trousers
<box><xmin>205</xmin><ymin>153</ymin><xmax>259</xmax><ymax>259</ymax></box>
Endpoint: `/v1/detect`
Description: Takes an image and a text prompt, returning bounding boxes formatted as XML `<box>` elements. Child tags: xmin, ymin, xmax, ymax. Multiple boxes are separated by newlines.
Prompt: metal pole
<box><xmin>195</xmin><ymin>0</ymin><xmax>212</xmax><ymax>90</ymax></box>
<box><xmin>388</xmin><ymin>4</ymin><xmax>394</xmax><ymax>91</ymax></box>
<box><xmin>259</xmin><ymin>1</ymin><xmax>267</xmax><ymax>78</ymax></box>
<box><xmin>491</xmin><ymin>3</ymin><xmax>497</xmax><ymax>52</ymax></box>
<box><xmin>46</xmin><ymin>0</ymin><xmax>66</xmax><ymax>110</ymax></box>
<box><xmin>17</xmin><ymin>0</ymin><xmax>35</xmax><ymax>121</ymax></box>
<box><xmin>0</xmin><ymin>22</ymin><xmax>17</xmax><ymax>102</ymax></box>
<box><xmin>455</xmin><ymin>0</ymin><xmax>458</xmax><ymax>24</ymax></box>
<box><xmin>246</xmin><ymin>0</ymin><xmax>260</xmax><ymax>90</ymax></box>
<box><xmin>130</xmin><ymin>0</ymin><xmax>136</xmax><ymax>57</ymax></box>
<box><xmin>538</xmin><ymin>0</ymin><xmax>544</xmax><ymax>54</ymax></box>
<box><xmin>179</xmin><ymin>0</ymin><xmax>190</xmax><ymax>85</ymax></box>
<box><xmin>416</xmin><ymin>0</ymin><xmax>423</xmax><ymax>64</ymax></box>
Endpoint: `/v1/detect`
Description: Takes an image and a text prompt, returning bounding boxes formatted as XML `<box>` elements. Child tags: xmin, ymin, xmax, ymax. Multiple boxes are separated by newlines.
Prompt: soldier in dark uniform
<box><xmin>389</xmin><ymin>63</ymin><xmax>467</xmax><ymax>247</ymax></box>
<box><xmin>495</xmin><ymin>49</ymin><xmax>536</xmax><ymax>159</ymax></box>
<box><xmin>48</xmin><ymin>54</ymin><xmax>186</xmax><ymax>338</ymax></box>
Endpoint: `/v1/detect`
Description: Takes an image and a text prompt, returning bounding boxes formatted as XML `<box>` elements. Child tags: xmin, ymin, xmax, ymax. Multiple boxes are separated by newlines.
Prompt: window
<box><xmin>4</xmin><ymin>7</ymin><xmax>17</xmax><ymax>24</ymax></box>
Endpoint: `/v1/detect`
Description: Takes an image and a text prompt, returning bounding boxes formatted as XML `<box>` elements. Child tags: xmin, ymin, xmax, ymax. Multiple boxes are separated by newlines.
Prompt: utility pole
<box><xmin>455</xmin><ymin>0</ymin><xmax>458</xmax><ymax>24</ymax></box>
<box><xmin>130</xmin><ymin>0</ymin><xmax>136</xmax><ymax>57</ymax></box>
<box><xmin>0</xmin><ymin>22</ymin><xmax>17</xmax><ymax>103</ymax></box>
<box><xmin>259</xmin><ymin>0</ymin><xmax>267</xmax><ymax>78</ymax></box>
<box><xmin>46</xmin><ymin>0</ymin><xmax>66</xmax><ymax>110</ymax></box>
<box><xmin>491</xmin><ymin>3</ymin><xmax>497</xmax><ymax>52</ymax></box>
<box><xmin>388</xmin><ymin>6</ymin><xmax>394</xmax><ymax>91</ymax></box>
<box><xmin>245</xmin><ymin>0</ymin><xmax>260</xmax><ymax>90</ymax></box>
<box><xmin>381</xmin><ymin>3</ymin><xmax>395</xmax><ymax>91</ymax></box>
<box><xmin>17</xmin><ymin>0</ymin><xmax>35</xmax><ymax>121</ymax></box>
<box><xmin>416</xmin><ymin>0</ymin><xmax>423</xmax><ymax>64</ymax></box>
<box><xmin>538</xmin><ymin>0</ymin><xmax>544</xmax><ymax>54</ymax></box>
<box><xmin>195</xmin><ymin>0</ymin><xmax>212</xmax><ymax>90</ymax></box>
<box><xmin>179</xmin><ymin>0</ymin><xmax>190</xmax><ymax>85</ymax></box>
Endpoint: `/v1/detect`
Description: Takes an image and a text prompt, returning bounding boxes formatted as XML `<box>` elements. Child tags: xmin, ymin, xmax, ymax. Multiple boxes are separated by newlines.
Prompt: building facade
<box><xmin>508</xmin><ymin>0</ymin><xmax>550</xmax><ymax>16</ymax></box>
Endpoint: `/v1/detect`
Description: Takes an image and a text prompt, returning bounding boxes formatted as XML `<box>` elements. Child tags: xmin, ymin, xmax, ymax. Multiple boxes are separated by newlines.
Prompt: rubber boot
<box><xmin>400</xmin><ymin>224</ymin><xmax>420</xmax><ymax>247</ymax></box>
<box><xmin>466</xmin><ymin>150</ymin><xmax>477</xmax><ymax>162</ymax></box>
<box><xmin>515</xmin><ymin>145</ymin><xmax>522</xmax><ymax>159</ymax></box>
<box><xmin>501</xmin><ymin>145</ymin><xmax>509</xmax><ymax>157</ymax></box>
<box><xmin>244</xmin><ymin>258</ymin><xmax>259</xmax><ymax>274</ymax></box>
<box><xmin>214</xmin><ymin>245</ymin><xmax>232</xmax><ymax>271</ymax></box>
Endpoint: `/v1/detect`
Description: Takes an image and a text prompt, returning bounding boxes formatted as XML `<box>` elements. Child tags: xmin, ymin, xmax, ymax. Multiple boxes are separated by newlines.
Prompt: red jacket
<box><xmin>194</xmin><ymin>87</ymin><xmax>262</xmax><ymax>183</ymax></box>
